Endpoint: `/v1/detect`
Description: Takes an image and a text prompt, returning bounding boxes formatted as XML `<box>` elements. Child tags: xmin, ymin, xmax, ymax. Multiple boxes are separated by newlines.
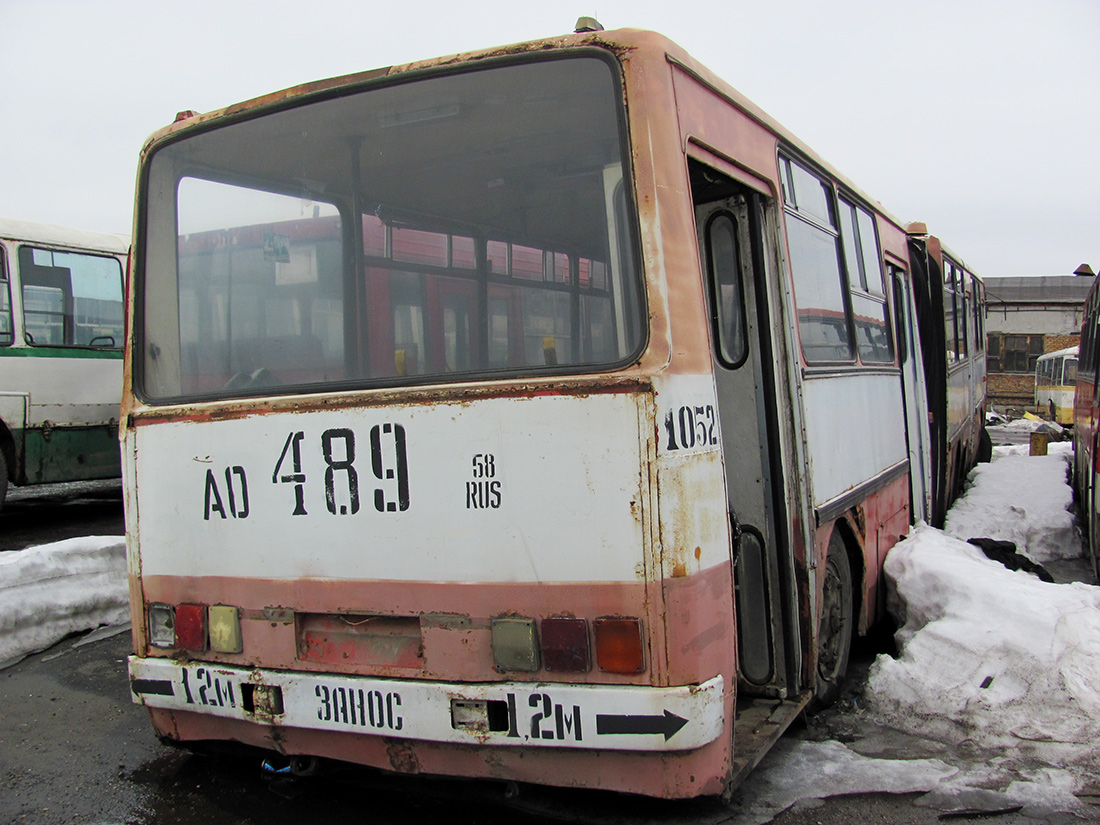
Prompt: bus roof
<box><xmin>141</xmin><ymin>26</ymin><xmax>905</xmax><ymax>232</ymax></box>
<box><xmin>0</xmin><ymin>217</ymin><xmax>129</xmax><ymax>255</ymax></box>
<box><xmin>905</xmin><ymin>224</ymin><xmax>980</xmax><ymax>278</ymax></box>
<box><xmin>1037</xmin><ymin>346</ymin><xmax>1079</xmax><ymax>361</ymax></box>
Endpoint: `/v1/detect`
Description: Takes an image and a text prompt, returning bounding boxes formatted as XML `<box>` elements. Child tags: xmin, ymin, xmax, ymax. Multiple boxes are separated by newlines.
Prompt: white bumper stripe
<box><xmin>129</xmin><ymin>657</ymin><xmax>724</xmax><ymax>752</ymax></box>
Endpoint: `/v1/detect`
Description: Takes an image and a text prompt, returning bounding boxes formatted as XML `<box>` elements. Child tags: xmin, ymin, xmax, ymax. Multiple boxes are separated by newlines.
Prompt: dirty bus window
<box><xmin>175</xmin><ymin>180</ymin><xmax>345</xmax><ymax>395</ymax></box>
<box><xmin>141</xmin><ymin>56</ymin><xmax>642</xmax><ymax>401</ymax></box>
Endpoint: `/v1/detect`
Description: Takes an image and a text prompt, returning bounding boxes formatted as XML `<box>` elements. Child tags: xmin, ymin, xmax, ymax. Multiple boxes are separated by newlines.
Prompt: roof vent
<box><xmin>1075</xmin><ymin>263</ymin><xmax>1095</xmax><ymax>277</ymax></box>
<box><xmin>575</xmin><ymin>16</ymin><xmax>604</xmax><ymax>33</ymax></box>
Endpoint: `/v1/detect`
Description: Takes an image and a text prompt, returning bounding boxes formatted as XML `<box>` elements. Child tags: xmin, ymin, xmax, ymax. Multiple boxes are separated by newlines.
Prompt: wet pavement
<box><xmin>0</xmin><ymin>473</ymin><xmax>1095</xmax><ymax>823</ymax></box>
<box><xmin>1</xmin><ymin>628</ymin><xmax>1092</xmax><ymax>825</ymax></box>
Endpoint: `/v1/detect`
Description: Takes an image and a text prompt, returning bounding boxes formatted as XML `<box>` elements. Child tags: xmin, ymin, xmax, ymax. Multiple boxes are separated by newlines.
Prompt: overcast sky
<box><xmin>1</xmin><ymin>0</ymin><xmax>1096</xmax><ymax>277</ymax></box>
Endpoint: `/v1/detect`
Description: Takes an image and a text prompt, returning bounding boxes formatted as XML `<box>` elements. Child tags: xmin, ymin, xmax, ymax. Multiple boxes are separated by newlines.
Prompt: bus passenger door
<box><xmin>893</xmin><ymin>265</ymin><xmax>933</xmax><ymax>523</ymax></box>
<box><xmin>692</xmin><ymin>165</ymin><xmax>797</xmax><ymax>700</ymax></box>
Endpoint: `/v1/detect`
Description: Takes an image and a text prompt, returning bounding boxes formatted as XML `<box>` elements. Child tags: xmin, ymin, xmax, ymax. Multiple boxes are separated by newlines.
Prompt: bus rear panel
<box><xmin>126</xmin><ymin>44</ymin><xmax>735</xmax><ymax>798</ymax></box>
<box><xmin>125</xmin><ymin>27</ymin><xmax>963</xmax><ymax>798</ymax></box>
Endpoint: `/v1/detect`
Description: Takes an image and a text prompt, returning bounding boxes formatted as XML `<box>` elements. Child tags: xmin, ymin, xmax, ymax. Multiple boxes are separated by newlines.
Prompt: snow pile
<box><xmin>863</xmin><ymin>441</ymin><xmax>1100</xmax><ymax>802</ymax></box>
<box><xmin>943</xmin><ymin>443</ymin><xmax>1078</xmax><ymax>562</ymax></box>
<box><xmin>737</xmin><ymin>740</ymin><xmax>957</xmax><ymax>822</ymax></box>
<box><xmin>987</xmin><ymin>413</ymin><xmax>1064</xmax><ymax>436</ymax></box>
<box><xmin>867</xmin><ymin>526</ymin><xmax>1100</xmax><ymax>766</ymax></box>
<box><xmin>0</xmin><ymin>536</ymin><xmax>128</xmax><ymax>667</ymax></box>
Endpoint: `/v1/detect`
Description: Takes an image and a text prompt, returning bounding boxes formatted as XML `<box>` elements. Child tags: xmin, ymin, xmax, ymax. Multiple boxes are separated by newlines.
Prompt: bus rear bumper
<box><xmin>129</xmin><ymin>656</ymin><xmax>724</xmax><ymax>753</ymax></box>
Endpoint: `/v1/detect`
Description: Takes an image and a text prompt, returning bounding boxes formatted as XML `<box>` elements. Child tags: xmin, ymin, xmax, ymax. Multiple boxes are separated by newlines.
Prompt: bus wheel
<box><xmin>1091</xmin><ymin>501</ymin><xmax>1100</xmax><ymax>584</ymax></box>
<box><xmin>810</xmin><ymin>532</ymin><xmax>853</xmax><ymax>711</ymax></box>
<box><xmin>977</xmin><ymin>427</ymin><xmax>993</xmax><ymax>463</ymax></box>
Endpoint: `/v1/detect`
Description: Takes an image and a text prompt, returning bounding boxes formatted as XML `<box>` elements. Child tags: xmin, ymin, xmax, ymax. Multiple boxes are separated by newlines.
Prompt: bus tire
<box><xmin>809</xmin><ymin>531</ymin><xmax>853</xmax><ymax>711</ymax></box>
<box><xmin>977</xmin><ymin>426</ymin><xmax>992</xmax><ymax>463</ymax></box>
<box><xmin>1090</xmin><ymin>480</ymin><xmax>1100</xmax><ymax>585</ymax></box>
<box><xmin>1092</xmin><ymin>525</ymin><xmax>1100</xmax><ymax>586</ymax></box>
<box><xmin>0</xmin><ymin>449</ymin><xmax>8</xmax><ymax>512</ymax></box>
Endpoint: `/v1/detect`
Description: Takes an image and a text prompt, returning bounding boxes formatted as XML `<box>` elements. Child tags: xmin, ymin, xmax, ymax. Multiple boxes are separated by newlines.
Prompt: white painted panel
<box><xmin>132</xmin><ymin>392</ymin><xmax>646</xmax><ymax>584</ymax></box>
<box><xmin>801</xmin><ymin>373</ymin><xmax>907</xmax><ymax>507</ymax></box>
<box><xmin>0</xmin><ymin>392</ymin><xmax>27</xmax><ymax>430</ymax></box>
<box><xmin>653</xmin><ymin>373</ymin><xmax>722</xmax><ymax>458</ymax></box>
<box><xmin>0</xmin><ymin>355</ymin><xmax>122</xmax><ymax>426</ymax></box>
<box><xmin>651</xmin><ymin>373</ymin><xmax>731</xmax><ymax>574</ymax></box>
<box><xmin>130</xmin><ymin>656</ymin><xmax>724</xmax><ymax>752</ymax></box>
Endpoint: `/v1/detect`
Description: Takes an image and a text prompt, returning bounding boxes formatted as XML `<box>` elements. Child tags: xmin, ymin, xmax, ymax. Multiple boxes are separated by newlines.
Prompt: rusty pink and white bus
<box><xmin>124</xmin><ymin>23</ymin><xmax>970</xmax><ymax>798</ymax></box>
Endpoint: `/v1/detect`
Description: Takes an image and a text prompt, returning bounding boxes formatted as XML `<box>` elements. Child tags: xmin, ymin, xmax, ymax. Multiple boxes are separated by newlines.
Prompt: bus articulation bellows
<box><xmin>124</xmin><ymin>24</ymin><xmax>984</xmax><ymax>798</ymax></box>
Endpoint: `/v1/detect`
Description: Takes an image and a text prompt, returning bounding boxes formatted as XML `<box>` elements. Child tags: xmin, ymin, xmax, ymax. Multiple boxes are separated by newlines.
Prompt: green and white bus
<box><xmin>0</xmin><ymin>218</ymin><xmax>128</xmax><ymax>508</ymax></box>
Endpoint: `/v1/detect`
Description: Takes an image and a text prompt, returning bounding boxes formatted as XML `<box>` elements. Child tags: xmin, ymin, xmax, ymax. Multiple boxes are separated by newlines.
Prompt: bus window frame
<box><xmin>778</xmin><ymin>151</ymin><xmax>857</xmax><ymax>368</ymax></box>
<box><xmin>837</xmin><ymin>190</ymin><xmax>894</xmax><ymax>367</ymax></box>
<box><xmin>702</xmin><ymin>208</ymin><xmax>750</xmax><ymax>370</ymax></box>
<box><xmin>17</xmin><ymin>243</ymin><xmax>125</xmax><ymax>350</ymax></box>
<box><xmin>133</xmin><ymin>49</ymin><xmax>648</xmax><ymax>406</ymax></box>
<box><xmin>0</xmin><ymin>245</ymin><xmax>11</xmax><ymax>347</ymax></box>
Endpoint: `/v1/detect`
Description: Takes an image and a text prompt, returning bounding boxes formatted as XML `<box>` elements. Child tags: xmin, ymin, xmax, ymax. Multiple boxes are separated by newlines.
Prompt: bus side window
<box><xmin>18</xmin><ymin>246</ymin><xmax>123</xmax><ymax>348</ymax></box>
<box><xmin>781</xmin><ymin>156</ymin><xmax>853</xmax><ymax>365</ymax></box>
<box><xmin>943</xmin><ymin>261</ymin><xmax>957</xmax><ymax>362</ymax></box>
<box><xmin>839</xmin><ymin>197</ymin><xmax>892</xmax><ymax>365</ymax></box>
<box><xmin>889</xmin><ymin>265</ymin><xmax>908</xmax><ymax>365</ymax></box>
<box><xmin>705</xmin><ymin>211</ymin><xmax>747</xmax><ymax>367</ymax></box>
<box><xmin>0</xmin><ymin>249</ymin><xmax>11</xmax><ymax>346</ymax></box>
<box><xmin>1065</xmin><ymin>357</ymin><xmax>1078</xmax><ymax>386</ymax></box>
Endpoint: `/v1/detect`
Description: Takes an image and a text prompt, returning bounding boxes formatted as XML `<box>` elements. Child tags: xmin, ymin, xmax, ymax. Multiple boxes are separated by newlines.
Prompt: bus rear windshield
<box><xmin>139</xmin><ymin>55</ymin><xmax>643</xmax><ymax>402</ymax></box>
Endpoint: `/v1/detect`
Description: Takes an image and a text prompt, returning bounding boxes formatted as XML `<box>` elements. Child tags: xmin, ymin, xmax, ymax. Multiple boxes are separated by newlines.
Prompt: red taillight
<box><xmin>175</xmin><ymin>603</ymin><xmax>208</xmax><ymax>651</ymax></box>
<box><xmin>540</xmin><ymin>617</ymin><xmax>590</xmax><ymax>672</ymax></box>
<box><xmin>594</xmin><ymin>617</ymin><xmax>645</xmax><ymax>673</ymax></box>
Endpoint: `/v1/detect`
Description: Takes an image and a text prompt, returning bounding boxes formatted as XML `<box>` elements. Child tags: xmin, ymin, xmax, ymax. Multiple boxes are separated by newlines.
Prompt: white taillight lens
<box><xmin>148</xmin><ymin>603</ymin><xmax>175</xmax><ymax>648</ymax></box>
<box><xmin>491</xmin><ymin>617</ymin><xmax>540</xmax><ymax>672</ymax></box>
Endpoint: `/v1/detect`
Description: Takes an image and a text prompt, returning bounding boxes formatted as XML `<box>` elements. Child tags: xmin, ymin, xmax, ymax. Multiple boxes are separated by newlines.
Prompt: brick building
<box><xmin>984</xmin><ymin>264</ymin><xmax>1096</xmax><ymax>411</ymax></box>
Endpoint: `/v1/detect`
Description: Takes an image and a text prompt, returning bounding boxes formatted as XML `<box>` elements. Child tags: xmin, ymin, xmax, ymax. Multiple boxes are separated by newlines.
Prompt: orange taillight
<box><xmin>593</xmin><ymin>617</ymin><xmax>645</xmax><ymax>673</ymax></box>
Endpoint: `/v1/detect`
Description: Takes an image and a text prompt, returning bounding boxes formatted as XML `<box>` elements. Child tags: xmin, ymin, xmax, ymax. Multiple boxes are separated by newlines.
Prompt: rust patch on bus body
<box><xmin>129</xmin><ymin>375</ymin><xmax>653</xmax><ymax>427</ymax></box>
<box><xmin>385</xmin><ymin>738</ymin><xmax>421</xmax><ymax>774</ymax></box>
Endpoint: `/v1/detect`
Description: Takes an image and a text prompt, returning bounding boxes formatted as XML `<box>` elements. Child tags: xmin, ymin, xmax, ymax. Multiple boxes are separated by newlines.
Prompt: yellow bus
<box><xmin>1036</xmin><ymin>346</ymin><xmax>1077</xmax><ymax>425</ymax></box>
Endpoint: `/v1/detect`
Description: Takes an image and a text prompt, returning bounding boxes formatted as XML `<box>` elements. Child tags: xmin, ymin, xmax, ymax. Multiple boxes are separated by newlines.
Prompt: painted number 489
<box><xmin>272</xmin><ymin>425</ymin><xmax>410</xmax><ymax>516</ymax></box>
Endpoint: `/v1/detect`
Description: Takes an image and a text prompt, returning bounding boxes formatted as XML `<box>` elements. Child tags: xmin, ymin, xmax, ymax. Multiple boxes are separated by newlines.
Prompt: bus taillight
<box><xmin>208</xmin><ymin>605</ymin><xmax>243</xmax><ymax>654</ymax></box>
<box><xmin>490</xmin><ymin>617</ymin><xmax>540</xmax><ymax>672</ymax></box>
<box><xmin>593</xmin><ymin>617</ymin><xmax>645</xmax><ymax>674</ymax></box>
<box><xmin>148</xmin><ymin>602</ymin><xmax>242</xmax><ymax>654</ymax></box>
<box><xmin>148</xmin><ymin>603</ymin><xmax>175</xmax><ymax>648</ymax></box>
<box><xmin>175</xmin><ymin>603</ymin><xmax>208</xmax><ymax>651</ymax></box>
<box><xmin>491</xmin><ymin>615</ymin><xmax>645</xmax><ymax>675</ymax></box>
<box><xmin>540</xmin><ymin>617</ymin><xmax>591</xmax><ymax>672</ymax></box>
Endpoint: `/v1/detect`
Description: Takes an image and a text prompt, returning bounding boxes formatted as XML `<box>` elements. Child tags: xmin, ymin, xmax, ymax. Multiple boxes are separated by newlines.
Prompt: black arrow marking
<box><xmin>595</xmin><ymin>710</ymin><xmax>688</xmax><ymax>741</ymax></box>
